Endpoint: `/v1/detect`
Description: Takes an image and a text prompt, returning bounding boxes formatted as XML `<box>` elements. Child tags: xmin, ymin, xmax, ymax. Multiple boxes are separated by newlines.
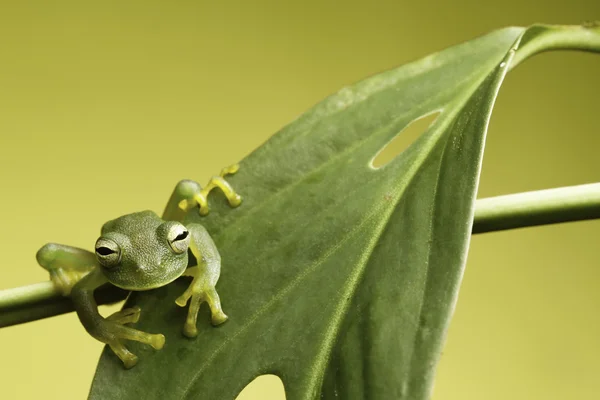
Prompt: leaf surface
<box><xmin>90</xmin><ymin>24</ymin><xmax>596</xmax><ymax>400</ymax></box>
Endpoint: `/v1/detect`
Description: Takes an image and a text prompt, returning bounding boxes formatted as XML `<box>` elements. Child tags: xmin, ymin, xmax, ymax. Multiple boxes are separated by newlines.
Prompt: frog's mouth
<box><xmin>105</xmin><ymin>261</ymin><xmax>189</xmax><ymax>292</ymax></box>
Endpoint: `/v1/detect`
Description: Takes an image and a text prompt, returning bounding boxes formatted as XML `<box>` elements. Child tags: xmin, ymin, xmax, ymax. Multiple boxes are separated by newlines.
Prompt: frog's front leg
<box><xmin>71</xmin><ymin>269</ymin><xmax>165</xmax><ymax>368</ymax></box>
<box><xmin>174</xmin><ymin>223</ymin><xmax>228</xmax><ymax>337</ymax></box>
<box><xmin>36</xmin><ymin>243</ymin><xmax>96</xmax><ymax>296</ymax></box>
<box><xmin>162</xmin><ymin>164</ymin><xmax>242</xmax><ymax>221</ymax></box>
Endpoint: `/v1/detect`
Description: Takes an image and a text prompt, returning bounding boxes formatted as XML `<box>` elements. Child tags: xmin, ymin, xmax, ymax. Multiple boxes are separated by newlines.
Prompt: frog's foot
<box><xmin>109</xmin><ymin>341</ymin><xmax>139</xmax><ymax>369</ymax></box>
<box><xmin>219</xmin><ymin>163</ymin><xmax>239</xmax><ymax>177</ymax></box>
<box><xmin>196</xmin><ymin>163</ymin><xmax>243</xmax><ymax>215</ymax></box>
<box><xmin>176</xmin><ymin>285</ymin><xmax>228</xmax><ymax>338</ymax></box>
<box><xmin>49</xmin><ymin>269</ymin><xmax>89</xmax><ymax>296</ymax></box>
<box><xmin>36</xmin><ymin>243</ymin><xmax>96</xmax><ymax>296</ymax></box>
<box><xmin>106</xmin><ymin>306</ymin><xmax>142</xmax><ymax>325</ymax></box>
<box><xmin>104</xmin><ymin>307</ymin><xmax>165</xmax><ymax>368</ymax></box>
<box><xmin>177</xmin><ymin>164</ymin><xmax>243</xmax><ymax>216</ymax></box>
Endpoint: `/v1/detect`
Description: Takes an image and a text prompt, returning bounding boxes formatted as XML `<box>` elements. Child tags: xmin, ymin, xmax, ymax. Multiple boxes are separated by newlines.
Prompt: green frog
<box><xmin>35</xmin><ymin>165</ymin><xmax>242</xmax><ymax>368</ymax></box>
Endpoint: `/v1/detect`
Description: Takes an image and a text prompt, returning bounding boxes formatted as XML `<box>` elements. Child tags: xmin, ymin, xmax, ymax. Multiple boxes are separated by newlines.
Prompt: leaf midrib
<box><xmin>304</xmin><ymin>58</ymin><xmax>508</xmax><ymax>397</ymax></box>
<box><xmin>224</xmin><ymin>58</ymin><xmax>496</xmax><ymax>239</ymax></box>
<box><xmin>300</xmin><ymin>114</ymin><xmax>464</xmax><ymax>399</ymax></box>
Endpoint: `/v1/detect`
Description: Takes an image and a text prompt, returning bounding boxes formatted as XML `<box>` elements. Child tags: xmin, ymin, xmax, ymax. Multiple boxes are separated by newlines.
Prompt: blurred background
<box><xmin>0</xmin><ymin>1</ymin><xmax>598</xmax><ymax>399</ymax></box>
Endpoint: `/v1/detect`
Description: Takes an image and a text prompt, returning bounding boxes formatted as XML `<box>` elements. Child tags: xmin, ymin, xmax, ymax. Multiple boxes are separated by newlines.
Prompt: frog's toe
<box><xmin>109</xmin><ymin>341</ymin><xmax>139</xmax><ymax>369</ymax></box>
<box><xmin>109</xmin><ymin>322</ymin><xmax>166</xmax><ymax>354</ymax></box>
<box><xmin>183</xmin><ymin>322</ymin><xmax>198</xmax><ymax>338</ymax></box>
<box><xmin>229</xmin><ymin>194</ymin><xmax>242</xmax><ymax>207</ymax></box>
<box><xmin>107</xmin><ymin>306</ymin><xmax>142</xmax><ymax>325</ymax></box>
<box><xmin>120</xmin><ymin>306</ymin><xmax>141</xmax><ymax>321</ymax></box>
<box><xmin>211</xmin><ymin>311</ymin><xmax>228</xmax><ymax>326</ymax></box>
<box><xmin>128</xmin><ymin>306</ymin><xmax>142</xmax><ymax>314</ymax></box>
<box><xmin>220</xmin><ymin>164</ymin><xmax>239</xmax><ymax>176</ymax></box>
<box><xmin>150</xmin><ymin>333</ymin><xmax>166</xmax><ymax>350</ymax></box>
<box><xmin>123</xmin><ymin>354</ymin><xmax>139</xmax><ymax>369</ymax></box>
<box><xmin>198</xmin><ymin>205</ymin><xmax>210</xmax><ymax>216</ymax></box>
<box><xmin>175</xmin><ymin>290</ymin><xmax>192</xmax><ymax>307</ymax></box>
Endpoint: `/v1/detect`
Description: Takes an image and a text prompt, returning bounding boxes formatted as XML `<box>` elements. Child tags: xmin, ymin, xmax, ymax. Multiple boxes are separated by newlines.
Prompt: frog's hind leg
<box><xmin>175</xmin><ymin>273</ymin><xmax>228</xmax><ymax>337</ymax></box>
<box><xmin>71</xmin><ymin>270</ymin><xmax>165</xmax><ymax>369</ymax></box>
<box><xmin>197</xmin><ymin>165</ymin><xmax>243</xmax><ymax>214</ymax></box>
<box><xmin>175</xmin><ymin>223</ymin><xmax>229</xmax><ymax>337</ymax></box>
<box><xmin>204</xmin><ymin>286</ymin><xmax>228</xmax><ymax>326</ymax></box>
<box><xmin>36</xmin><ymin>243</ymin><xmax>96</xmax><ymax>296</ymax></box>
<box><xmin>162</xmin><ymin>163</ymin><xmax>242</xmax><ymax>221</ymax></box>
<box><xmin>105</xmin><ymin>308</ymin><xmax>165</xmax><ymax>368</ymax></box>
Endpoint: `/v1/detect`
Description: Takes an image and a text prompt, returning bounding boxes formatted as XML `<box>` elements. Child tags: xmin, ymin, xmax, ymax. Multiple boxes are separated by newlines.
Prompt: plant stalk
<box><xmin>0</xmin><ymin>284</ymin><xmax>129</xmax><ymax>328</ymax></box>
<box><xmin>510</xmin><ymin>22</ymin><xmax>600</xmax><ymax>70</ymax></box>
<box><xmin>473</xmin><ymin>183</ymin><xmax>600</xmax><ymax>233</ymax></box>
<box><xmin>0</xmin><ymin>183</ymin><xmax>598</xmax><ymax>328</ymax></box>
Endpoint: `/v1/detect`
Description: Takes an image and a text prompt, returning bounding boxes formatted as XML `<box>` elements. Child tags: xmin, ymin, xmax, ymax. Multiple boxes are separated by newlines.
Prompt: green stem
<box><xmin>510</xmin><ymin>22</ymin><xmax>600</xmax><ymax>70</ymax></box>
<box><xmin>0</xmin><ymin>281</ymin><xmax>60</xmax><ymax>309</ymax></box>
<box><xmin>0</xmin><ymin>183</ymin><xmax>598</xmax><ymax>328</ymax></box>
<box><xmin>1</xmin><ymin>23</ymin><xmax>599</xmax><ymax>329</ymax></box>
<box><xmin>473</xmin><ymin>183</ymin><xmax>600</xmax><ymax>234</ymax></box>
<box><xmin>0</xmin><ymin>284</ymin><xmax>128</xmax><ymax>328</ymax></box>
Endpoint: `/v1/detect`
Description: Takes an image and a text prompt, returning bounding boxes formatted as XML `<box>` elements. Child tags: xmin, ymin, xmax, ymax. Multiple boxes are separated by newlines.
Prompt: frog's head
<box><xmin>94</xmin><ymin>211</ymin><xmax>190</xmax><ymax>291</ymax></box>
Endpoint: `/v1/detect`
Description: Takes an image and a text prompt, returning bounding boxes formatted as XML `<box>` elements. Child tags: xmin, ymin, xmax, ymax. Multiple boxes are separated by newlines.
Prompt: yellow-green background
<box><xmin>0</xmin><ymin>1</ymin><xmax>598</xmax><ymax>399</ymax></box>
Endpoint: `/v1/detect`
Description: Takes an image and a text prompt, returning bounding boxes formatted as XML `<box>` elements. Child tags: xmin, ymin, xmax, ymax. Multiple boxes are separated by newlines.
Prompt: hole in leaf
<box><xmin>235</xmin><ymin>374</ymin><xmax>286</xmax><ymax>400</ymax></box>
<box><xmin>371</xmin><ymin>111</ymin><xmax>441</xmax><ymax>168</ymax></box>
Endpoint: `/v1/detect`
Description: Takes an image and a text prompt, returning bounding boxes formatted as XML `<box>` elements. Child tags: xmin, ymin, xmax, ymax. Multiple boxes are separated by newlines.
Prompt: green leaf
<box><xmin>89</xmin><ymin>24</ymin><xmax>600</xmax><ymax>400</ymax></box>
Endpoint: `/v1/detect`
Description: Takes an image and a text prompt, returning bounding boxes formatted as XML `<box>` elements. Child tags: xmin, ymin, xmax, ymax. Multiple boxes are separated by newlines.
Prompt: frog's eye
<box><xmin>167</xmin><ymin>224</ymin><xmax>190</xmax><ymax>254</ymax></box>
<box><xmin>95</xmin><ymin>238</ymin><xmax>121</xmax><ymax>268</ymax></box>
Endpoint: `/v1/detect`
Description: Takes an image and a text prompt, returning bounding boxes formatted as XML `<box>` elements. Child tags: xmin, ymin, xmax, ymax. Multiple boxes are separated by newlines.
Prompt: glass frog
<box><xmin>35</xmin><ymin>165</ymin><xmax>242</xmax><ymax>368</ymax></box>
